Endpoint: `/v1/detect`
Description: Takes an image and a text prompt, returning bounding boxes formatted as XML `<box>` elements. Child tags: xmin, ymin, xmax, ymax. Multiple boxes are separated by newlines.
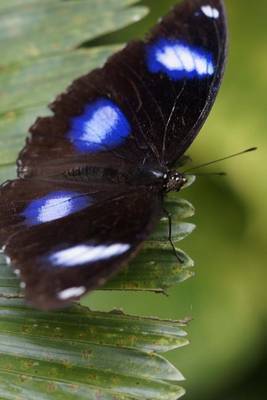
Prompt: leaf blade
<box><xmin>0</xmin><ymin>300</ymin><xmax>187</xmax><ymax>400</ymax></box>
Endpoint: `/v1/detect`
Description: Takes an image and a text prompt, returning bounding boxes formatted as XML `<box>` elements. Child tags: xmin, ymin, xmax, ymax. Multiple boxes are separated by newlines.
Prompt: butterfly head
<box><xmin>164</xmin><ymin>171</ymin><xmax>187</xmax><ymax>192</ymax></box>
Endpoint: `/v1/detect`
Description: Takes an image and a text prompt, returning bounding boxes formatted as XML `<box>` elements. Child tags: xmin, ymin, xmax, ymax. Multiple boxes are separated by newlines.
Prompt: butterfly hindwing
<box><xmin>0</xmin><ymin>178</ymin><xmax>162</xmax><ymax>308</ymax></box>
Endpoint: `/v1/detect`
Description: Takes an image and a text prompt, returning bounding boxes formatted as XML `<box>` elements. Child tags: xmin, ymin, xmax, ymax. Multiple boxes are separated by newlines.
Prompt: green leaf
<box><xmin>1</xmin><ymin>0</ymin><xmax>146</xmax><ymax>65</ymax></box>
<box><xmin>107</xmin><ymin>194</ymin><xmax>195</xmax><ymax>291</ymax></box>
<box><xmin>0</xmin><ymin>299</ymin><xmax>187</xmax><ymax>400</ymax></box>
<box><xmin>0</xmin><ymin>1</ymin><xmax>195</xmax><ymax>398</ymax></box>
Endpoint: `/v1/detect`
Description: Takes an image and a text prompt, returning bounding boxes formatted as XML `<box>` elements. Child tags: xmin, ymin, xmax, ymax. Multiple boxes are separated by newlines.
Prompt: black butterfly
<box><xmin>0</xmin><ymin>0</ymin><xmax>227</xmax><ymax>309</ymax></box>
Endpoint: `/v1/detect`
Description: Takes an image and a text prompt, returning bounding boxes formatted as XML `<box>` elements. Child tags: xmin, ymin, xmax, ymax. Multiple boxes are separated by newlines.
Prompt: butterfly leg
<box><xmin>163</xmin><ymin>207</ymin><xmax>184</xmax><ymax>264</ymax></box>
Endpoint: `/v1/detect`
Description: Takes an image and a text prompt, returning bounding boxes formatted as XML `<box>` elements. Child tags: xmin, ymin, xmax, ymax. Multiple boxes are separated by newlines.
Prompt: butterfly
<box><xmin>0</xmin><ymin>0</ymin><xmax>227</xmax><ymax>309</ymax></box>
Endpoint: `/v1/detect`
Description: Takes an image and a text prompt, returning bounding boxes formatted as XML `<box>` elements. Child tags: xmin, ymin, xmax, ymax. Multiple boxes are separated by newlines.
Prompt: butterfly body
<box><xmin>0</xmin><ymin>0</ymin><xmax>227</xmax><ymax>309</ymax></box>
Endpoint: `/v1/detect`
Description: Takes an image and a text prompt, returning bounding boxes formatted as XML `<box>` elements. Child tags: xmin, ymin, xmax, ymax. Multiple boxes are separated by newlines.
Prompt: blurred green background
<box><xmin>83</xmin><ymin>1</ymin><xmax>267</xmax><ymax>399</ymax></box>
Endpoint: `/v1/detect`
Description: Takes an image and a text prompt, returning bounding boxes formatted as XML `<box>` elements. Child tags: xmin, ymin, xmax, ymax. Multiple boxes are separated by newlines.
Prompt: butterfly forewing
<box><xmin>19</xmin><ymin>0</ymin><xmax>227</xmax><ymax>177</ymax></box>
<box><xmin>146</xmin><ymin>0</ymin><xmax>227</xmax><ymax>164</ymax></box>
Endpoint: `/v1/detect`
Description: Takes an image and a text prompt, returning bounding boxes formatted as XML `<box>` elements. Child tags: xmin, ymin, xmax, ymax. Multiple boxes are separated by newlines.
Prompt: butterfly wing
<box><xmin>19</xmin><ymin>0</ymin><xmax>227</xmax><ymax>178</ymax></box>
<box><xmin>0</xmin><ymin>0</ymin><xmax>228</xmax><ymax>309</ymax></box>
<box><xmin>0</xmin><ymin>178</ymin><xmax>162</xmax><ymax>309</ymax></box>
<box><xmin>146</xmin><ymin>0</ymin><xmax>228</xmax><ymax>165</ymax></box>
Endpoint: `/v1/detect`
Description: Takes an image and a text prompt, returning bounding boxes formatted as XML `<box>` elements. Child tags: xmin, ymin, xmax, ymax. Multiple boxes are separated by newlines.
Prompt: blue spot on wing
<box><xmin>67</xmin><ymin>98</ymin><xmax>131</xmax><ymax>153</ymax></box>
<box><xmin>146</xmin><ymin>39</ymin><xmax>215</xmax><ymax>80</ymax></box>
<box><xmin>22</xmin><ymin>191</ymin><xmax>91</xmax><ymax>226</ymax></box>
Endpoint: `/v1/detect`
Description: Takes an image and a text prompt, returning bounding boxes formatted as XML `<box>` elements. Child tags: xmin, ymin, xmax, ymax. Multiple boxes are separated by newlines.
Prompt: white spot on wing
<box><xmin>38</xmin><ymin>195</ymin><xmax>72</xmax><ymax>223</ymax></box>
<box><xmin>82</xmin><ymin>106</ymin><xmax>119</xmax><ymax>144</ymax></box>
<box><xmin>201</xmin><ymin>5</ymin><xmax>220</xmax><ymax>19</ymax></box>
<box><xmin>22</xmin><ymin>191</ymin><xmax>91</xmax><ymax>226</ymax></box>
<box><xmin>58</xmin><ymin>286</ymin><xmax>86</xmax><ymax>300</ymax></box>
<box><xmin>177</xmin><ymin>47</ymin><xmax>195</xmax><ymax>72</ymax></box>
<box><xmin>207</xmin><ymin>62</ymin><xmax>214</xmax><ymax>75</ymax></box>
<box><xmin>68</xmin><ymin>98</ymin><xmax>131</xmax><ymax>153</ymax></box>
<box><xmin>49</xmin><ymin>243</ymin><xmax>131</xmax><ymax>268</ymax></box>
<box><xmin>155</xmin><ymin>43</ymin><xmax>214</xmax><ymax>76</ymax></box>
<box><xmin>195</xmin><ymin>56</ymin><xmax>208</xmax><ymax>75</ymax></box>
<box><xmin>156</xmin><ymin>46</ymin><xmax>183</xmax><ymax>70</ymax></box>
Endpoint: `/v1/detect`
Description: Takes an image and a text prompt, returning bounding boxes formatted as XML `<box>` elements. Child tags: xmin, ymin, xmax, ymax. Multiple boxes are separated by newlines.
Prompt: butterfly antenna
<box><xmin>183</xmin><ymin>147</ymin><xmax>257</xmax><ymax>173</ymax></box>
<box><xmin>191</xmin><ymin>172</ymin><xmax>227</xmax><ymax>176</ymax></box>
